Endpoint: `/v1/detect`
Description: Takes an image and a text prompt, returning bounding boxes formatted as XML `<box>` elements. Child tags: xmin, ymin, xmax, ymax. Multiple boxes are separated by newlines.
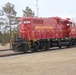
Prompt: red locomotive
<box><xmin>12</xmin><ymin>17</ymin><xmax>76</xmax><ymax>52</ymax></box>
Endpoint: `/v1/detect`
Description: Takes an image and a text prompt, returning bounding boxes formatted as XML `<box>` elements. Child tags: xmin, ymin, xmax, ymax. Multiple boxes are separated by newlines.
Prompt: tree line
<box><xmin>0</xmin><ymin>2</ymin><xmax>35</xmax><ymax>45</ymax></box>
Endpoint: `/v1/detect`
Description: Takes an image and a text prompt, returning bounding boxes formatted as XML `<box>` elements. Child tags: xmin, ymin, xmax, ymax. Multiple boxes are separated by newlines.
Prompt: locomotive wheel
<box><xmin>22</xmin><ymin>43</ymin><xmax>29</xmax><ymax>53</ymax></box>
<box><xmin>66</xmin><ymin>44</ymin><xmax>70</xmax><ymax>48</ymax></box>
<box><xmin>59</xmin><ymin>46</ymin><xmax>61</xmax><ymax>49</ymax></box>
<box><xmin>43</xmin><ymin>43</ymin><xmax>49</xmax><ymax>51</ymax></box>
<box><xmin>13</xmin><ymin>44</ymin><xmax>21</xmax><ymax>52</ymax></box>
<box><xmin>32</xmin><ymin>43</ymin><xmax>39</xmax><ymax>52</ymax></box>
<box><xmin>58</xmin><ymin>42</ymin><xmax>61</xmax><ymax>49</ymax></box>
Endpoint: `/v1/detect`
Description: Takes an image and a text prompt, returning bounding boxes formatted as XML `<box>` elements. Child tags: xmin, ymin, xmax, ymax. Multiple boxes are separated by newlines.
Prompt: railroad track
<box><xmin>0</xmin><ymin>49</ymin><xmax>10</xmax><ymax>52</ymax></box>
<box><xmin>0</xmin><ymin>48</ymin><xmax>58</xmax><ymax>58</ymax></box>
<box><xmin>0</xmin><ymin>49</ymin><xmax>24</xmax><ymax>57</ymax></box>
<box><xmin>0</xmin><ymin>49</ymin><xmax>34</xmax><ymax>58</ymax></box>
<box><xmin>0</xmin><ymin>46</ymin><xmax>75</xmax><ymax>58</ymax></box>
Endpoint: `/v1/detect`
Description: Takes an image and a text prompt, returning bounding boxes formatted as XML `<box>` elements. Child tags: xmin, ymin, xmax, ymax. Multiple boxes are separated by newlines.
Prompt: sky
<box><xmin>0</xmin><ymin>0</ymin><xmax>76</xmax><ymax>18</ymax></box>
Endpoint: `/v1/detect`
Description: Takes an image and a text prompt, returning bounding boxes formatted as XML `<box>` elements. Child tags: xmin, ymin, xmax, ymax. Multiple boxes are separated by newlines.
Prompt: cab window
<box><xmin>24</xmin><ymin>21</ymin><xmax>30</xmax><ymax>24</ymax></box>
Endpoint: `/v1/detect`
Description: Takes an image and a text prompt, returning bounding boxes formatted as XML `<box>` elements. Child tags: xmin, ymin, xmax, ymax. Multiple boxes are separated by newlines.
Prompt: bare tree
<box><xmin>2</xmin><ymin>2</ymin><xmax>17</xmax><ymax>47</ymax></box>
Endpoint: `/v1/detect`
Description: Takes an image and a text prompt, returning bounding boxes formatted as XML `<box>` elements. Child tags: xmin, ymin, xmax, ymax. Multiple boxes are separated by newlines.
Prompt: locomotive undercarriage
<box><xmin>12</xmin><ymin>37</ymin><xmax>76</xmax><ymax>53</ymax></box>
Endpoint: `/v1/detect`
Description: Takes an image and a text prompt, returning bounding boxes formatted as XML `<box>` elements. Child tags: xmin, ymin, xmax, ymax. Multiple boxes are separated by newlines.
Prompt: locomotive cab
<box><xmin>69</xmin><ymin>22</ymin><xmax>76</xmax><ymax>37</ymax></box>
<box><xmin>19</xmin><ymin>18</ymin><xmax>33</xmax><ymax>40</ymax></box>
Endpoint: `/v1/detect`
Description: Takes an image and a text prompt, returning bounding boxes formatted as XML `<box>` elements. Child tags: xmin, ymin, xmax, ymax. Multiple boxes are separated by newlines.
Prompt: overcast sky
<box><xmin>0</xmin><ymin>0</ymin><xmax>76</xmax><ymax>18</ymax></box>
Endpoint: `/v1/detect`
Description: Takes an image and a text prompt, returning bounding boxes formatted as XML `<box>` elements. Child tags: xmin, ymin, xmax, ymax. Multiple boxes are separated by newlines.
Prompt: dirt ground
<box><xmin>0</xmin><ymin>44</ymin><xmax>10</xmax><ymax>50</ymax></box>
<box><xmin>0</xmin><ymin>47</ymin><xmax>76</xmax><ymax>75</ymax></box>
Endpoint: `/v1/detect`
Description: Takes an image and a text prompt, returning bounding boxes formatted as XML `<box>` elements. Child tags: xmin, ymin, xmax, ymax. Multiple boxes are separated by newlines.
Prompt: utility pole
<box><xmin>36</xmin><ymin>0</ymin><xmax>39</xmax><ymax>17</ymax></box>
